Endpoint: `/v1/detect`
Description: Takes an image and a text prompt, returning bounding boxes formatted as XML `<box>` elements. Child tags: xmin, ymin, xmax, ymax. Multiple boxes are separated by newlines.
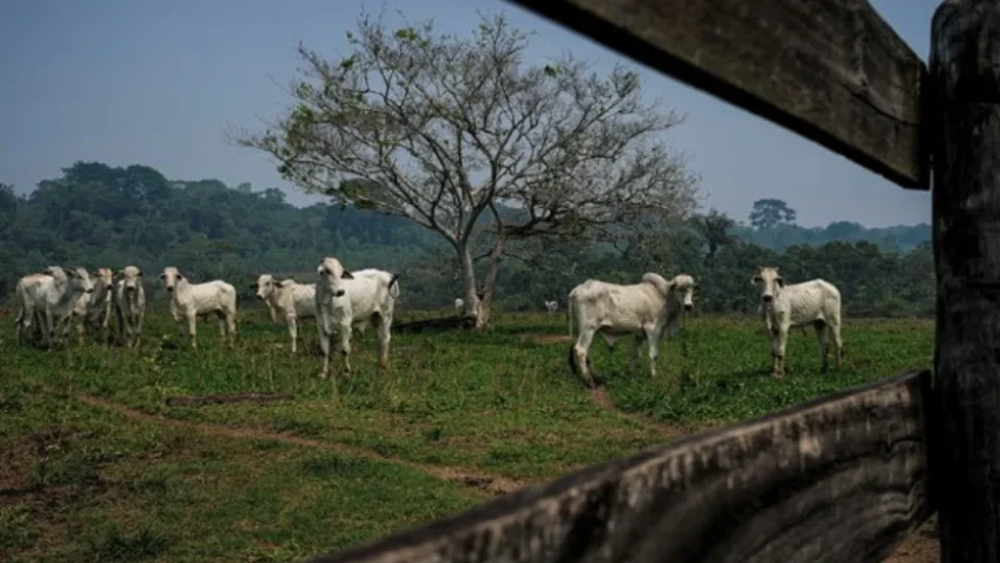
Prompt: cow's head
<box><xmin>159</xmin><ymin>267</ymin><xmax>184</xmax><ymax>293</ymax></box>
<box><xmin>670</xmin><ymin>274</ymin><xmax>697</xmax><ymax>312</ymax></box>
<box><xmin>317</xmin><ymin>257</ymin><xmax>352</xmax><ymax>298</ymax></box>
<box><xmin>118</xmin><ymin>266</ymin><xmax>143</xmax><ymax>293</ymax></box>
<box><xmin>93</xmin><ymin>267</ymin><xmax>115</xmax><ymax>293</ymax></box>
<box><xmin>752</xmin><ymin>266</ymin><xmax>784</xmax><ymax>304</ymax></box>
<box><xmin>67</xmin><ymin>266</ymin><xmax>95</xmax><ymax>294</ymax></box>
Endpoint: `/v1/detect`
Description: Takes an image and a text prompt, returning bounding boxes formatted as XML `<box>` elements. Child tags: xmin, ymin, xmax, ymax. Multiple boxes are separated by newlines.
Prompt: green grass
<box><xmin>0</xmin><ymin>308</ymin><xmax>933</xmax><ymax>561</ymax></box>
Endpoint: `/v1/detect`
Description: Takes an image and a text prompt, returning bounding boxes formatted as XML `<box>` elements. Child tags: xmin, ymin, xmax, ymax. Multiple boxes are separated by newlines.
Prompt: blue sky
<box><xmin>0</xmin><ymin>0</ymin><xmax>937</xmax><ymax>228</ymax></box>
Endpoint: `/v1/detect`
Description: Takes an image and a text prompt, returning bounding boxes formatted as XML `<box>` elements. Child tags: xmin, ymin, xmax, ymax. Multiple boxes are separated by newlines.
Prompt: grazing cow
<box><xmin>751</xmin><ymin>266</ymin><xmax>843</xmax><ymax>378</ymax></box>
<box><xmin>544</xmin><ymin>300</ymin><xmax>558</xmax><ymax>313</ymax></box>
<box><xmin>314</xmin><ymin>257</ymin><xmax>399</xmax><ymax>379</ymax></box>
<box><xmin>567</xmin><ymin>273</ymin><xmax>696</xmax><ymax>387</ymax></box>
<box><xmin>14</xmin><ymin>266</ymin><xmax>95</xmax><ymax>347</ymax></box>
<box><xmin>115</xmin><ymin>266</ymin><xmax>146</xmax><ymax>348</ymax></box>
<box><xmin>454</xmin><ymin>297</ymin><xmax>464</xmax><ymax>310</ymax></box>
<box><xmin>159</xmin><ymin>267</ymin><xmax>237</xmax><ymax>349</ymax></box>
<box><xmin>253</xmin><ymin>274</ymin><xmax>316</xmax><ymax>354</ymax></box>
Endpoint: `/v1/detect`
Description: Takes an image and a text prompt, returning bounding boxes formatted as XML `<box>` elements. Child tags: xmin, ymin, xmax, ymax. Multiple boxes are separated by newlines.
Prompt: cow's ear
<box><xmin>176</xmin><ymin>272</ymin><xmax>185</xmax><ymax>280</ymax></box>
<box><xmin>751</xmin><ymin>275</ymin><xmax>762</xmax><ymax>285</ymax></box>
<box><xmin>274</xmin><ymin>281</ymin><xmax>286</xmax><ymax>288</ymax></box>
<box><xmin>341</xmin><ymin>269</ymin><xmax>354</xmax><ymax>279</ymax></box>
<box><xmin>137</xmin><ymin>270</ymin><xmax>143</xmax><ymax>277</ymax></box>
<box><xmin>776</xmin><ymin>277</ymin><xmax>785</xmax><ymax>287</ymax></box>
<box><xmin>159</xmin><ymin>273</ymin><xmax>167</xmax><ymax>280</ymax></box>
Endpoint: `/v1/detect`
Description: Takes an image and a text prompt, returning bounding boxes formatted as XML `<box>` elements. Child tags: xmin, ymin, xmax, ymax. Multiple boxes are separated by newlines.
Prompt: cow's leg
<box><xmin>186</xmin><ymin>314</ymin><xmax>198</xmax><ymax>349</ymax></box>
<box><xmin>830</xmin><ymin>320</ymin><xmax>844</xmax><ymax>369</ymax></box>
<box><xmin>643</xmin><ymin>326</ymin><xmax>660</xmax><ymax>379</ymax></box>
<box><xmin>769</xmin><ymin>330</ymin><xmax>782</xmax><ymax>378</ymax></box>
<box><xmin>573</xmin><ymin>328</ymin><xmax>599</xmax><ymax>388</ymax></box>
<box><xmin>15</xmin><ymin>306</ymin><xmax>27</xmax><ymax>345</ymax></box>
<box><xmin>43</xmin><ymin>308</ymin><xmax>56</xmax><ymax>347</ymax></box>
<box><xmin>227</xmin><ymin>311</ymin><xmax>237</xmax><ymax>347</ymax></box>
<box><xmin>75</xmin><ymin>318</ymin><xmax>85</xmax><ymax>346</ymax></box>
<box><xmin>287</xmin><ymin>316</ymin><xmax>298</xmax><ymax>354</ymax></box>
<box><xmin>773</xmin><ymin>326</ymin><xmax>789</xmax><ymax>378</ymax></box>
<box><xmin>629</xmin><ymin>333</ymin><xmax>643</xmax><ymax>371</ymax></box>
<box><xmin>814</xmin><ymin>320</ymin><xmax>829</xmax><ymax>372</ymax></box>
<box><xmin>215</xmin><ymin>311</ymin><xmax>228</xmax><ymax>346</ymax></box>
<box><xmin>376</xmin><ymin>314</ymin><xmax>391</xmax><ymax>371</ymax></box>
<box><xmin>134</xmin><ymin>312</ymin><xmax>144</xmax><ymax>348</ymax></box>
<box><xmin>338</xmin><ymin>321</ymin><xmax>353</xmax><ymax>376</ymax></box>
<box><xmin>318</xmin><ymin>327</ymin><xmax>331</xmax><ymax>379</ymax></box>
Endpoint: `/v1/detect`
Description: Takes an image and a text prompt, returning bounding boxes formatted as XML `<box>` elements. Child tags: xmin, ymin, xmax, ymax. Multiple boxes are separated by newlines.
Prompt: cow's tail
<box><xmin>387</xmin><ymin>273</ymin><xmax>401</xmax><ymax>299</ymax></box>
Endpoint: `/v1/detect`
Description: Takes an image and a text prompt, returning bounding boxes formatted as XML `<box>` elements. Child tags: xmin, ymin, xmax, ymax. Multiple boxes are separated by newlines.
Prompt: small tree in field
<box><xmin>234</xmin><ymin>10</ymin><xmax>699</xmax><ymax>329</ymax></box>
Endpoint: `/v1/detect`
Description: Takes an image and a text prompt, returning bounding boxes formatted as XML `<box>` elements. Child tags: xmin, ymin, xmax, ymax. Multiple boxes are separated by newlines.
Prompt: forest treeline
<box><xmin>0</xmin><ymin>162</ymin><xmax>933</xmax><ymax>317</ymax></box>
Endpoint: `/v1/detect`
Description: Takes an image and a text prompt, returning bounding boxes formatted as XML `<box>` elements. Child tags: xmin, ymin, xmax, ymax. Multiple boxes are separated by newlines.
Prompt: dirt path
<box><xmin>74</xmin><ymin>394</ymin><xmax>528</xmax><ymax>497</ymax></box>
<box><xmin>586</xmin><ymin>387</ymin><xmax>690</xmax><ymax>437</ymax></box>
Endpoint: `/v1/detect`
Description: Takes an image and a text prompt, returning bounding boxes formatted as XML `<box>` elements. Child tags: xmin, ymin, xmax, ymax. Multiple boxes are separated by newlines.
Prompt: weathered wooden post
<box><xmin>932</xmin><ymin>1</ymin><xmax>1000</xmax><ymax>560</ymax></box>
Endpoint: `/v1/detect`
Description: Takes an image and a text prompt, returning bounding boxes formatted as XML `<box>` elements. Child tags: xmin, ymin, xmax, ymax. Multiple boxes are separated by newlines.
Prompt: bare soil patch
<box><xmin>587</xmin><ymin>388</ymin><xmax>685</xmax><ymax>437</ymax></box>
<box><xmin>516</xmin><ymin>332</ymin><xmax>573</xmax><ymax>345</ymax></box>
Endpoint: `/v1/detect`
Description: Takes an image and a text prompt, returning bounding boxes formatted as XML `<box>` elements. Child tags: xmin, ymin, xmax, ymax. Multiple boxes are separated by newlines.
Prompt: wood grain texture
<box><xmin>931</xmin><ymin>2</ymin><xmax>1000</xmax><ymax>561</ymax></box>
<box><xmin>308</xmin><ymin>370</ymin><xmax>932</xmax><ymax>563</ymax></box>
<box><xmin>505</xmin><ymin>0</ymin><xmax>928</xmax><ymax>190</ymax></box>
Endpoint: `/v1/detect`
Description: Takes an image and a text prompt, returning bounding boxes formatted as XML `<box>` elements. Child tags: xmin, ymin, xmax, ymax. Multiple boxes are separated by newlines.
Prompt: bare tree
<box><xmin>233</xmin><ymin>9</ymin><xmax>699</xmax><ymax>329</ymax></box>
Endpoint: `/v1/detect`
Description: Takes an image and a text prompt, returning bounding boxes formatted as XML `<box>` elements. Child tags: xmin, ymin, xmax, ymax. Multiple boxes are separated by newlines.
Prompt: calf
<box><xmin>253</xmin><ymin>274</ymin><xmax>316</xmax><ymax>353</ymax></box>
<box><xmin>14</xmin><ymin>266</ymin><xmax>95</xmax><ymax>347</ymax></box>
<box><xmin>567</xmin><ymin>273</ymin><xmax>696</xmax><ymax>387</ymax></box>
<box><xmin>544</xmin><ymin>300</ymin><xmax>558</xmax><ymax>313</ymax></box>
<box><xmin>314</xmin><ymin>257</ymin><xmax>399</xmax><ymax>379</ymax></box>
<box><xmin>115</xmin><ymin>266</ymin><xmax>146</xmax><ymax>348</ymax></box>
<box><xmin>752</xmin><ymin>266</ymin><xmax>843</xmax><ymax>378</ymax></box>
<box><xmin>159</xmin><ymin>267</ymin><xmax>237</xmax><ymax>349</ymax></box>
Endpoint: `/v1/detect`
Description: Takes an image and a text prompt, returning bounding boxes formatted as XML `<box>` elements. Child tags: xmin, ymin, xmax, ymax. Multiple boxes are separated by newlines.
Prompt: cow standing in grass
<box><xmin>83</xmin><ymin>267</ymin><xmax>116</xmax><ymax>344</ymax></box>
<box><xmin>14</xmin><ymin>266</ymin><xmax>95</xmax><ymax>347</ymax></box>
<box><xmin>314</xmin><ymin>257</ymin><xmax>399</xmax><ymax>379</ymax></box>
<box><xmin>253</xmin><ymin>274</ymin><xmax>316</xmax><ymax>354</ymax></box>
<box><xmin>115</xmin><ymin>266</ymin><xmax>146</xmax><ymax>348</ymax></box>
<box><xmin>159</xmin><ymin>267</ymin><xmax>237</xmax><ymax>349</ymax></box>
<box><xmin>567</xmin><ymin>273</ymin><xmax>696</xmax><ymax>387</ymax></box>
<box><xmin>751</xmin><ymin>266</ymin><xmax>843</xmax><ymax>378</ymax></box>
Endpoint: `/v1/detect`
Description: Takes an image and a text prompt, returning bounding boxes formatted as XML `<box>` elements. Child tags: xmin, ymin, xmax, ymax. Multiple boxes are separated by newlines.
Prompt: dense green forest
<box><xmin>0</xmin><ymin>162</ymin><xmax>933</xmax><ymax>317</ymax></box>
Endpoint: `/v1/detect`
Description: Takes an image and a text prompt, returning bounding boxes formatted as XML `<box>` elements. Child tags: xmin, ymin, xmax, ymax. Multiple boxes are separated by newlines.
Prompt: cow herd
<box><xmin>11</xmin><ymin>258</ymin><xmax>843</xmax><ymax>385</ymax></box>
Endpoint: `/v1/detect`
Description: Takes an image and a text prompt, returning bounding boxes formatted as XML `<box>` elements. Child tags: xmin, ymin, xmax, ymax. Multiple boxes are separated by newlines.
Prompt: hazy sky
<box><xmin>0</xmin><ymin>0</ymin><xmax>937</xmax><ymax>228</ymax></box>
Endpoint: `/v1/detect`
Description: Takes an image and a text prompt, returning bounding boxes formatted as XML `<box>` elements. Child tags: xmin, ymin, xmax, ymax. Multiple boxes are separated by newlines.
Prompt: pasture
<box><xmin>0</xmin><ymin>308</ymin><xmax>934</xmax><ymax>561</ymax></box>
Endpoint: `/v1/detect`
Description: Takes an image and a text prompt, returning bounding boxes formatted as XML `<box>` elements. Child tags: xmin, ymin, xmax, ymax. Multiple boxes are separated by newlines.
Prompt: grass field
<box><xmin>0</xmin><ymin>307</ymin><xmax>934</xmax><ymax>562</ymax></box>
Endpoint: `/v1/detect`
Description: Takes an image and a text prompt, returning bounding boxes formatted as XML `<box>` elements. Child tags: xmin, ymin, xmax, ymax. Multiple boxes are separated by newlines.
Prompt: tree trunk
<box><xmin>457</xmin><ymin>244</ymin><xmax>481</xmax><ymax>321</ymax></box>
<box><xmin>475</xmin><ymin>238</ymin><xmax>505</xmax><ymax>331</ymax></box>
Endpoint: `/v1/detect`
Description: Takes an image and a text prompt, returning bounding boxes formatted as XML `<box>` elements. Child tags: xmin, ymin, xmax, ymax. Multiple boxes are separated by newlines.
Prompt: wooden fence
<box><xmin>307</xmin><ymin>0</ymin><xmax>998</xmax><ymax>561</ymax></box>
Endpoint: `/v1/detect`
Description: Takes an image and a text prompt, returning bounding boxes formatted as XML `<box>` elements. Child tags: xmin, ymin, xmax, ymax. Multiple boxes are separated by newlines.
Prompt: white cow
<box><xmin>314</xmin><ymin>257</ymin><xmax>399</xmax><ymax>379</ymax></box>
<box><xmin>567</xmin><ymin>273</ymin><xmax>696</xmax><ymax>387</ymax></box>
<box><xmin>253</xmin><ymin>274</ymin><xmax>316</xmax><ymax>354</ymax></box>
<box><xmin>83</xmin><ymin>267</ymin><xmax>116</xmax><ymax>344</ymax></box>
<box><xmin>454</xmin><ymin>297</ymin><xmax>464</xmax><ymax>310</ymax></box>
<box><xmin>159</xmin><ymin>267</ymin><xmax>237</xmax><ymax>349</ymax></box>
<box><xmin>114</xmin><ymin>266</ymin><xmax>146</xmax><ymax>348</ymax></box>
<box><xmin>751</xmin><ymin>266</ymin><xmax>843</xmax><ymax>378</ymax></box>
<box><xmin>14</xmin><ymin>266</ymin><xmax>96</xmax><ymax>347</ymax></box>
<box><xmin>544</xmin><ymin>300</ymin><xmax>558</xmax><ymax>313</ymax></box>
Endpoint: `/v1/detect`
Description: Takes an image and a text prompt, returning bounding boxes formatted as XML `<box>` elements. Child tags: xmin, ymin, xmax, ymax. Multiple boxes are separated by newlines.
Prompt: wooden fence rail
<box><xmin>305</xmin><ymin>0</ymin><xmax>1000</xmax><ymax>560</ymax></box>
<box><xmin>310</xmin><ymin>370</ymin><xmax>932</xmax><ymax>563</ymax></box>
